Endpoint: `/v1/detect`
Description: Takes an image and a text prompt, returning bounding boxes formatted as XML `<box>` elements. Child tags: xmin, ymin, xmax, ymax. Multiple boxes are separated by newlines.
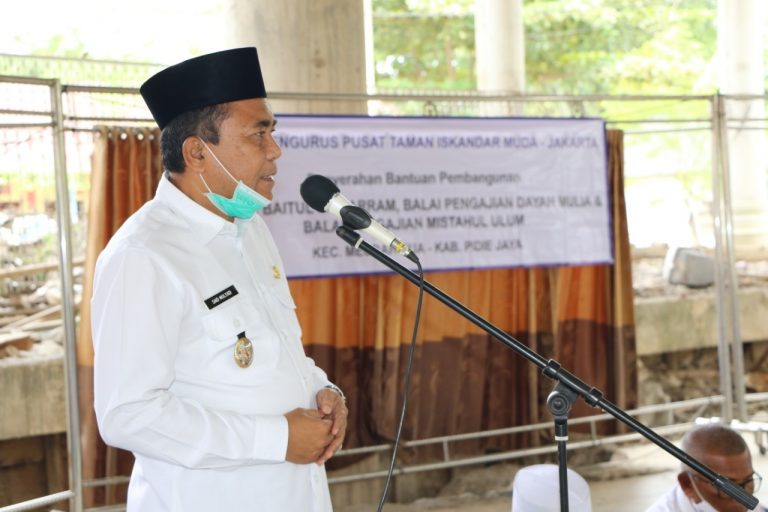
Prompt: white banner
<box><xmin>262</xmin><ymin>116</ymin><xmax>612</xmax><ymax>278</ymax></box>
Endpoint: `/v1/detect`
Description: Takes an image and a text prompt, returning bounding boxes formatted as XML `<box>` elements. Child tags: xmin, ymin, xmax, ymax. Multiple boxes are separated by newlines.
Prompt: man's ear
<box><xmin>678</xmin><ymin>471</ymin><xmax>696</xmax><ymax>499</ymax></box>
<box><xmin>182</xmin><ymin>136</ymin><xmax>206</xmax><ymax>172</ymax></box>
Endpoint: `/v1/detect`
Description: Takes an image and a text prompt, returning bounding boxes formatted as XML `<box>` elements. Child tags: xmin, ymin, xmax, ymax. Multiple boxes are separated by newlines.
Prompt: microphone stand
<box><xmin>335</xmin><ymin>226</ymin><xmax>759</xmax><ymax>512</ymax></box>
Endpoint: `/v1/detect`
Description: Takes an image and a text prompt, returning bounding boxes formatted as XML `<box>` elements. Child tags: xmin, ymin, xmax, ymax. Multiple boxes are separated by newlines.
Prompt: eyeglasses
<box><xmin>690</xmin><ymin>471</ymin><xmax>763</xmax><ymax>499</ymax></box>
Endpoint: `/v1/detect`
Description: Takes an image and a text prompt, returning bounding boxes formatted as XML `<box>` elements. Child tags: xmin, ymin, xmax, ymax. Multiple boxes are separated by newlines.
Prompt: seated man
<box><xmin>646</xmin><ymin>423</ymin><xmax>765</xmax><ymax>512</ymax></box>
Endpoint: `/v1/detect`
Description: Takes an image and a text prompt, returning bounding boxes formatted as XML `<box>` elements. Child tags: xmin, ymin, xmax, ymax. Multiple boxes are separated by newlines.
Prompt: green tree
<box><xmin>372</xmin><ymin>0</ymin><xmax>719</xmax><ymax>95</ymax></box>
<box><xmin>373</xmin><ymin>0</ymin><xmax>476</xmax><ymax>90</ymax></box>
<box><xmin>524</xmin><ymin>0</ymin><xmax>717</xmax><ymax>95</ymax></box>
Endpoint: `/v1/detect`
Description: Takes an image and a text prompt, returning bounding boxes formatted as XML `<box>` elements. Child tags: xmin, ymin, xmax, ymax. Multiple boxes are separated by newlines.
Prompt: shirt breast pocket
<box><xmin>269</xmin><ymin>280</ymin><xmax>303</xmax><ymax>340</ymax></box>
<box><xmin>200</xmin><ymin>298</ymin><xmax>280</xmax><ymax>383</ymax></box>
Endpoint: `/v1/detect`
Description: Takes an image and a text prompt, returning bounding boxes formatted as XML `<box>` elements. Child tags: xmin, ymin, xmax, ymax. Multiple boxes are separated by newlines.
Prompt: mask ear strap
<box><xmin>688</xmin><ymin>474</ymin><xmax>708</xmax><ymax>505</ymax></box>
<box><xmin>198</xmin><ymin>174</ymin><xmax>214</xmax><ymax>193</ymax></box>
<box><xmin>200</xmin><ymin>140</ymin><xmax>238</xmax><ymax>184</ymax></box>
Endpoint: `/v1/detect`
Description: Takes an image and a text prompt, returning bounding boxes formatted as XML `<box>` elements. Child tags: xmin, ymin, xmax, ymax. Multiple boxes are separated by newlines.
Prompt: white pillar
<box><xmin>718</xmin><ymin>0</ymin><xmax>768</xmax><ymax>249</ymax></box>
<box><xmin>225</xmin><ymin>0</ymin><xmax>368</xmax><ymax>114</ymax></box>
<box><xmin>474</xmin><ymin>0</ymin><xmax>525</xmax><ymax>96</ymax></box>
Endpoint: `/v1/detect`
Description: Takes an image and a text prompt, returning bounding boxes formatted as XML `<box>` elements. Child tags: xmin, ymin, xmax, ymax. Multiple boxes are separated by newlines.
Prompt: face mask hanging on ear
<box><xmin>198</xmin><ymin>140</ymin><xmax>271</xmax><ymax>219</ymax></box>
<box><xmin>688</xmin><ymin>476</ymin><xmax>720</xmax><ymax>512</ymax></box>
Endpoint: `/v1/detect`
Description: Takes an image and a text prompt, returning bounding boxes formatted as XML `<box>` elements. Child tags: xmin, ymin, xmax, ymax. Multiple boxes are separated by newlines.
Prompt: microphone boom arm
<box><xmin>334</xmin><ymin>225</ymin><xmax>759</xmax><ymax>511</ymax></box>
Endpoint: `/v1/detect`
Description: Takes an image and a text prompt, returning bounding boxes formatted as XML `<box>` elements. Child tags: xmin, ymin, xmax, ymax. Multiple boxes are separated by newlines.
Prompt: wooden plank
<box><xmin>2</xmin><ymin>305</ymin><xmax>61</xmax><ymax>331</ymax></box>
<box><xmin>0</xmin><ymin>316</ymin><xmax>26</xmax><ymax>327</ymax></box>
<box><xmin>0</xmin><ymin>307</ymin><xmax>43</xmax><ymax>317</ymax></box>
<box><xmin>0</xmin><ymin>258</ymin><xmax>84</xmax><ymax>280</ymax></box>
<box><xmin>8</xmin><ymin>320</ymin><xmax>63</xmax><ymax>333</ymax></box>
<box><xmin>0</xmin><ymin>332</ymin><xmax>35</xmax><ymax>358</ymax></box>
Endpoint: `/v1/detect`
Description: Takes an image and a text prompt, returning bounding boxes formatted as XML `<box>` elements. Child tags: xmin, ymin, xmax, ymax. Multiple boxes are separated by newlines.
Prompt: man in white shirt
<box><xmin>646</xmin><ymin>423</ymin><xmax>765</xmax><ymax>512</ymax></box>
<box><xmin>91</xmin><ymin>47</ymin><xmax>347</xmax><ymax>511</ymax></box>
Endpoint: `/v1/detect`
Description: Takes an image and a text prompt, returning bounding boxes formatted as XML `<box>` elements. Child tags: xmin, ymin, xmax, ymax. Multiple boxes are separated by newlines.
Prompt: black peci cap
<box><xmin>140</xmin><ymin>47</ymin><xmax>267</xmax><ymax>129</ymax></box>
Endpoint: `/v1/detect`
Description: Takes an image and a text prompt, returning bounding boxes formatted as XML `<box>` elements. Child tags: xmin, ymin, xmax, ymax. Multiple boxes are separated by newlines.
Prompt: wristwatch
<box><xmin>323</xmin><ymin>383</ymin><xmax>346</xmax><ymax>401</ymax></box>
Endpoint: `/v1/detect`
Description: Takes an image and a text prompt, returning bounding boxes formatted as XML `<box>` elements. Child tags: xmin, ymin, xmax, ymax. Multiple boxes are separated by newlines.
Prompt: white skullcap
<box><xmin>512</xmin><ymin>464</ymin><xmax>592</xmax><ymax>512</ymax></box>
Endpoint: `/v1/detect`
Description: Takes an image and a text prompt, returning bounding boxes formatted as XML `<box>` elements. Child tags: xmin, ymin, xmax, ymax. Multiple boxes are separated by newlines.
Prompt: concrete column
<box><xmin>718</xmin><ymin>0</ymin><xmax>768</xmax><ymax>250</ymax></box>
<box><xmin>225</xmin><ymin>0</ymin><xmax>368</xmax><ymax>114</ymax></box>
<box><xmin>474</xmin><ymin>0</ymin><xmax>525</xmax><ymax>115</ymax></box>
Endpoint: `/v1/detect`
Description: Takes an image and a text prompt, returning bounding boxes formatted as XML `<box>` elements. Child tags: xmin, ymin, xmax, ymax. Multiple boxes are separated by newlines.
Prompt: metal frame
<box><xmin>51</xmin><ymin>78</ymin><xmax>85</xmax><ymax>512</ymax></box>
<box><xmin>0</xmin><ymin>76</ymin><xmax>766</xmax><ymax>511</ymax></box>
<box><xmin>0</xmin><ymin>76</ymin><xmax>83</xmax><ymax>512</ymax></box>
<box><xmin>326</xmin><ymin>394</ymin><xmax>768</xmax><ymax>485</ymax></box>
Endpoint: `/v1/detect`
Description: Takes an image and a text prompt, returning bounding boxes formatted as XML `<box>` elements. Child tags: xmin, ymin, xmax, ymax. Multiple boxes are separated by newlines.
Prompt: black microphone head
<box><xmin>300</xmin><ymin>174</ymin><xmax>340</xmax><ymax>212</ymax></box>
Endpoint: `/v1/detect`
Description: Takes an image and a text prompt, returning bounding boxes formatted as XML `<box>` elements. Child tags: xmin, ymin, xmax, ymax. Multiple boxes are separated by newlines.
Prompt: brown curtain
<box><xmin>77</xmin><ymin>127</ymin><xmax>634</xmax><ymax>500</ymax></box>
<box><xmin>78</xmin><ymin>127</ymin><xmax>162</xmax><ymax>506</ymax></box>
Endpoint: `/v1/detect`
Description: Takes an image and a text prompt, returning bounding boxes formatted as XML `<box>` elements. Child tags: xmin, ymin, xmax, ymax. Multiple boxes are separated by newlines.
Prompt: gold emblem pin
<box><xmin>234</xmin><ymin>332</ymin><xmax>253</xmax><ymax>368</ymax></box>
<box><xmin>272</xmin><ymin>265</ymin><xmax>281</xmax><ymax>279</ymax></box>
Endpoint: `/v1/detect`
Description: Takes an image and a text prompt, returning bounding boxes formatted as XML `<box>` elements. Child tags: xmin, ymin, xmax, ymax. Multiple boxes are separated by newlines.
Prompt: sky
<box><xmin>0</xmin><ymin>0</ymin><xmax>229</xmax><ymax>64</ymax></box>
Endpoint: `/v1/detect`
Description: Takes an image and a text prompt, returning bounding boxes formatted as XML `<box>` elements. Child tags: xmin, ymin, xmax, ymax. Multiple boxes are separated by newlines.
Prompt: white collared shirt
<box><xmin>645</xmin><ymin>484</ymin><xmax>699</xmax><ymax>512</ymax></box>
<box><xmin>645</xmin><ymin>482</ymin><xmax>767</xmax><ymax>512</ymax></box>
<box><xmin>92</xmin><ymin>175</ymin><xmax>334</xmax><ymax>511</ymax></box>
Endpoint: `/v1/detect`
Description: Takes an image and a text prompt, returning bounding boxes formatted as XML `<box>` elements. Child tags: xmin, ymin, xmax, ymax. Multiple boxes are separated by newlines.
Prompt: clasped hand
<box><xmin>285</xmin><ymin>388</ymin><xmax>348</xmax><ymax>465</ymax></box>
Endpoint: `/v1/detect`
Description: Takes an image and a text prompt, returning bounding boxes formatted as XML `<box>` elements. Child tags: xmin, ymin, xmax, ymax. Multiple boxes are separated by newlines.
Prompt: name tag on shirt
<box><xmin>204</xmin><ymin>285</ymin><xmax>239</xmax><ymax>310</ymax></box>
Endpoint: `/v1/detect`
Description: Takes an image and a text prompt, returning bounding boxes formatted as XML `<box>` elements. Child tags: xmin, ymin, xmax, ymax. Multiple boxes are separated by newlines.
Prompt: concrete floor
<box><xmin>338</xmin><ymin>433</ymin><xmax>768</xmax><ymax>512</ymax></box>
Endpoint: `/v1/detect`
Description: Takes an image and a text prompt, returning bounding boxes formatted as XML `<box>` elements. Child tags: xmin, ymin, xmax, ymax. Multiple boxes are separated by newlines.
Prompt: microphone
<box><xmin>300</xmin><ymin>174</ymin><xmax>419</xmax><ymax>262</ymax></box>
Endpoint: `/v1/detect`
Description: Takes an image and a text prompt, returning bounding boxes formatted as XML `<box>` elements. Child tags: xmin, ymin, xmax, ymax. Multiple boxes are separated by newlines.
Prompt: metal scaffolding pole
<box><xmin>711</xmin><ymin>93</ymin><xmax>749</xmax><ymax>422</ymax></box>
<box><xmin>711</xmin><ymin>94</ymin><xmax>735</xmax><ymax>421</ymax></box>
<box><xmin>51</xmin><ymin>78</ymin><xmax>84</xmax><ymax>512</ymax></box>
